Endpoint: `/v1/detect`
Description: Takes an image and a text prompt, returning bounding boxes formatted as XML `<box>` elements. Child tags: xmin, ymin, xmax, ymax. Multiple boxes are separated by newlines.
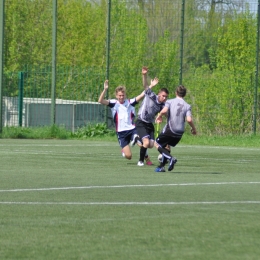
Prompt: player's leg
<box><xmin>122</xmin><ymin>145</ymin><xmax>132</xmax><ymax>160</ymax></box>
<box><xmin>138</xmin><ymin>136</ymin><xmax>153</xmax><ymax>166</ymax></box>
<box><xmin>154</xmin><ymin>133</ymin><xmax>174</xmax><ymax>172</ymax></box>
<box><xmin>165</xmin><ymin>137</ymin><xmax>181</xmax><ymax>171</ymax></box>
<box><xmin>117</xmin><ymin>130</ymin><xmax>133</xmax><ymax>160</ymax></box>
<box><xmin>134</xmin><ymin>119</ymin><xmax>145</xmax><ymax>147</ymax></box>
<box><xmin>154</xmin><ymin>139</ymin><xmax>167</xmax><ymax>172</ymax></box>
<box><xmin>155</xmin><ymin>134</ymin><xmax>181</xmax><ymax>171</ymax></box>
<box><xmin>144</xmin><ymin>127</ymin><xmax>156</xmax><ymax>165</ymax></box>
<box><xmin>157</xmin><ymin>146</ymin><xmax>177</xmax><ymax>171</ymax></box>
<box><xmin>129</xmin><ymin>126</ymin><xmax>141</xmax><ymax>149</ymax></box>
<box><xmin>130</xmin><ymin>133</ymin><xmax>140</xmax><ymax>147</ymax></box>
<box><xmin>137</xmin><ymin>138</ymin><xmax>147</xmax><ymax>166</ymax></box>
<box><xmin>137</xmin><ymin>122</ymin><xmax>154</xmax><ymax>165</ymax></box>
<box><xmin>135</xmin><ymin>121</ymin><xmax>148</xmax><ymax>166</ymax></box>
<box><xmin>141</xmin><ymin>138</ymin><xmax>153</xmax><ymax>165</ymax></box>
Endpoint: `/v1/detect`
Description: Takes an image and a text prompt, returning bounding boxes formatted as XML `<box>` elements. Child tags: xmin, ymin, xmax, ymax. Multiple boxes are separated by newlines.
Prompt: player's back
<box><xmin>166</xmin><ymin>97</ymin><xmax>191</xmax><ymax>135</ymax></box>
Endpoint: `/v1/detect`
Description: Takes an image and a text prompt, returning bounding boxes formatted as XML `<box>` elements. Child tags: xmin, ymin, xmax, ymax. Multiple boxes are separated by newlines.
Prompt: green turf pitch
<box><xmin>0</xmin><ymin>139</ymin><xmax>259</xmax><ymax>259</ymax></box>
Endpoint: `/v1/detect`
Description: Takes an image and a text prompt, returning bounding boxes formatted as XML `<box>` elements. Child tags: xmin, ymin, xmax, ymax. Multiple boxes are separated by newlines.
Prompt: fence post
<box><xmin>179</xmin><ymin>0</ymin><xmax>185</xmax><ymax>85</ymax></box>
<box><xmin>253</xmin><ymin>0</ymin><xmax>260</xmax><ymax>134</ymax></box>
<box><xmin>105</xmin><ymin>0</ymin><xmax>111</xmax><ymax>128</ymax></box>
<box><xmin>0</xmin><ymin>0</ymin><xmax>5</xmax><ymax>133</ymax></box>
<box><xmin>18</xmin><ymin>72</ymin><xmax>24</xmax><ymax>127</ymax></box>
<box><xmin>51</xmin><ymin>0</ymin><xmax>57</xmax><ymax>126</ymax></box>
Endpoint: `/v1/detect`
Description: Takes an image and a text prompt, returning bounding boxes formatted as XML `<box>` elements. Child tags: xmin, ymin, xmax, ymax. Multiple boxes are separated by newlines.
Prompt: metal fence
<box><xmin>0</xmin><ymin>0</ymin><xmax>259</xmax><ymax>135</ymax></box>
<box><xmin>2</xmin><ymin>66</ymin><xmax>110</xmax><ymax>132</ymax></box>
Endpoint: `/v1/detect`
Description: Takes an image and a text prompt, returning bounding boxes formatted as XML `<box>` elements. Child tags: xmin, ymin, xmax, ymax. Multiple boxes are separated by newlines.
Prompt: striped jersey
<box><xmin>137</xmin><ymin>88</ymin><xmax>165</xmax><ymax>123</ymax></box>
<box><xmin>163</xmin><ymin>97</ymin><xmax>192</xmax><ymax>136</ymax></box>
<box><xmin>108</xmin><ymin>98</ymin><xmax>138</xmax><ymax>132</ymax></box>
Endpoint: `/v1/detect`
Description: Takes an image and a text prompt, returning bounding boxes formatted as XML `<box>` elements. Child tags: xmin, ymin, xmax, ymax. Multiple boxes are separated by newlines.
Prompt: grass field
<box><xmin>0</xmin><ymin>139</ymin><xmax>260</xmax><ymax>259</ymax></box>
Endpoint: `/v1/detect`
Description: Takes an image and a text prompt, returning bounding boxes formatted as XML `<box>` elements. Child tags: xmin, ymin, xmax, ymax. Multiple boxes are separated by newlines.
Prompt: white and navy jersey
<box><xmin>137</xmin><ymin>88</ymin><xmax>165</xmax><ymax>123</ymax></box>
<box><xmin>108</xmin><ymin>98</ymin><xmax>138</xmax><ymax>132</ymax></box>
<box><xmin>163</xmin><ymin>97</ymin><xmax>192</xmax><ymax>136</ymax></box>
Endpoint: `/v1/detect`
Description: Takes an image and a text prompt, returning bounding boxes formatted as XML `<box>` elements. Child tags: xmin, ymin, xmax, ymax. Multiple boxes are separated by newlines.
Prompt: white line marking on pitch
<box><xmin>0</xmin><ymin>182</ymin><xmax>260</xmax><ymax>192</ymax></box>
<box><xmin>0</xmin><ymin>201</ymin><xmax>259</xmax><ymax>205</ymax></box>
<box><xmin>179</xmin><ymin>145</ymin><xmax>260</xmax><ymax>151</ymax></box>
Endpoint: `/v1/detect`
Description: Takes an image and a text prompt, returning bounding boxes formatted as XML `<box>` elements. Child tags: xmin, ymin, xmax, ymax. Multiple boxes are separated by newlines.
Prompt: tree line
<box><xmin>3</xmin><ymin>0</ymin><xmax>258</xmax><ymax>134</ymax></box>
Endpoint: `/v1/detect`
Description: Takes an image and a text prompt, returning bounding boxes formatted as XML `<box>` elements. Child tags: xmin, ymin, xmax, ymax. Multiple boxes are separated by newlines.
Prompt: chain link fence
<box><xmin>1</xmin><ymin>0</ymin><xmax>259</xmax><ymax>134</ymax></box>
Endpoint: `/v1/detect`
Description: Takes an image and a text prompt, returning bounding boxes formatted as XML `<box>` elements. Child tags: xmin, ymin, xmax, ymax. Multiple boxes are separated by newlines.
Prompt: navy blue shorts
<box><xmin>116</xmin><ymin>128</ymin><xmax>138</xmax><ymax>148</ymax></box>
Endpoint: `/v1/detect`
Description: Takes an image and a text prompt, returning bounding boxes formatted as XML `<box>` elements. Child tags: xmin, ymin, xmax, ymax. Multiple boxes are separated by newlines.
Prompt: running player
<box><xmin>134</xmin><ymin>67</ymin><xmax>169</xmax><ymax>166</ymax></box>
<box><xmin>98</xmin><ymin>78</ymin><xmax>159</xmax><ymax>160</ymax></box>
<box><xmin>154</xmin><ymin>85</ymin><xmax>197</xmax><ymax>172</ymax></box>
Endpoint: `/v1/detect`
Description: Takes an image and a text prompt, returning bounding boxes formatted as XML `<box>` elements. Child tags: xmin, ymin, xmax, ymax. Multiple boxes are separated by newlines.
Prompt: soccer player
<box><xmin>98</xmin><ymin>78</ymin><xmax>159</xmax><ymax>160</ymax></box>
<box><xmin>154</xmin><ymin>85</ymin><xmax>197</xmax><ymax>172</ymax></box>
<box><xmin>134</xmin><ymin>66</ymin><xmax>169</xmax><ymax>166</ymax></box>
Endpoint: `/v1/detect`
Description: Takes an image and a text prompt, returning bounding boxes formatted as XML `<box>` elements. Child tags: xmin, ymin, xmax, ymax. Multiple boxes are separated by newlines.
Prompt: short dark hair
<box><xmin>159</xmin><ymin>88</ymin><xmax>169</xmax><ymax>95</ymax></box>
<box><xmin>176</xmin><ymin>85</ymin><xmax>186</xmax><ymax>97</ymax></box>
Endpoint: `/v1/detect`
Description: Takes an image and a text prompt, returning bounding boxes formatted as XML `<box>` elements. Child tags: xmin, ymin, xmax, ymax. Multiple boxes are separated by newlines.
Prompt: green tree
<box><xmin>5</xmin><ymin>0</ymin><xmax>52</xmax><ymax>71</ymax></box>
<box><xmin>57</xmin><ymin>0</ymin><xmax>106</xmax><ymax>66</ymax></box>
<box><xmin>186</xmin><ymin>10</ymin><xmax>256</xmax><ymax>134</ymax></box>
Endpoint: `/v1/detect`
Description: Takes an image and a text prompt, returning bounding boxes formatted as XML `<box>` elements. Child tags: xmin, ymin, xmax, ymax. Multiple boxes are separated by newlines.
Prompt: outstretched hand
<box><xmin>150</xmin><ymin>77</ymin><xmax>159</xmax><ymax>88</ymax></box>
<box><xmin>155</xmin><ymin>113</ymin><xmax>163</xmax><ymax>123</ymax></box>
<box><xmin>142</xmin><ymin>66</ymin><xmax>148</xmax><ymax>75</ymax></box>
<box><xmin>191</xmin><ymin>128</ymin><xmax>197</xmax><ymax>135</ymax></box>
<box><xmin>104</xmin><ymin>80</ymin><xmax>109</xmax><ymax>90</ymax></box>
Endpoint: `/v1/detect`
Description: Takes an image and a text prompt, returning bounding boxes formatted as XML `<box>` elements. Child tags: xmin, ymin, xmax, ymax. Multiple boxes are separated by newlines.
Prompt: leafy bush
<box><xmin>1</xmin><ymin>125</ymin><xmax>71</xmax><ymax>139</ymax></box>
<box><xmin>73</xmin><ymin>123</ymin><xmax>115</xmax><ymax>138</ymax></box>
<box><xmin>0</xmin><ymin>123</ymin><xmax>116</xmax><ymax>139</ymax></box>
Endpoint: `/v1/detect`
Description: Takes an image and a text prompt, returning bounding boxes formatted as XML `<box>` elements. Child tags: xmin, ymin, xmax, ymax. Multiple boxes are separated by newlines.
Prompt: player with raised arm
<box><xmin>154</xmin><ymin>85</ymin><xmax>197</xmax><ymax>172</ymax></box>
<box><xmin>98</xmin><ymin>78</ymin><xmax>159</xmax><ymax>161</ymax></box>
<box><xmin>134</xmin><ymin>66</ymin><xmax>169</xmax><ymax>166</ymax></box>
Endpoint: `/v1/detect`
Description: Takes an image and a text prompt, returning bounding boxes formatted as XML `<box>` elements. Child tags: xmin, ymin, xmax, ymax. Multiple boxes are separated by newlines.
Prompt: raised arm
<box><xmin>142</xmin><ymin>66</ymin><xmax>149</xmax><ymax>89</ymax></box>
<box><xmin>136</xmin><ymin>77</ymin><xmax>159</xmax><ymax>102</ymax></box>
<box><xmin>148</xmin><ymin>77</ymin><xmax>159</xmax><ymax>90</ymax></box>
<box><xmin>98</xmin><ymin>80</ymin><xmax>109</xmax><ymax>105</ymax></box>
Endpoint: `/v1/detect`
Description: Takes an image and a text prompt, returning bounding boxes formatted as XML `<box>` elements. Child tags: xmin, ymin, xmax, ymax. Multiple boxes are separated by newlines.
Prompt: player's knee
<box><xmin>148</xmin><ymin>140</ymin><xmax>154</xmax><ymax>148</ymax></box>
<box><xmin>125</xmin><ymin>153</ymin><xmax>132</xmax><ymax>160</ymax></box>
<box><xmin>125</xmin><ymin>155</ymin><xmax>132</xmax><ymax>160</ymax></box>
<box><xmin>143</xmin><ymin>138</ymin><xmax>150</xmax><ymax>148</ymax></box>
